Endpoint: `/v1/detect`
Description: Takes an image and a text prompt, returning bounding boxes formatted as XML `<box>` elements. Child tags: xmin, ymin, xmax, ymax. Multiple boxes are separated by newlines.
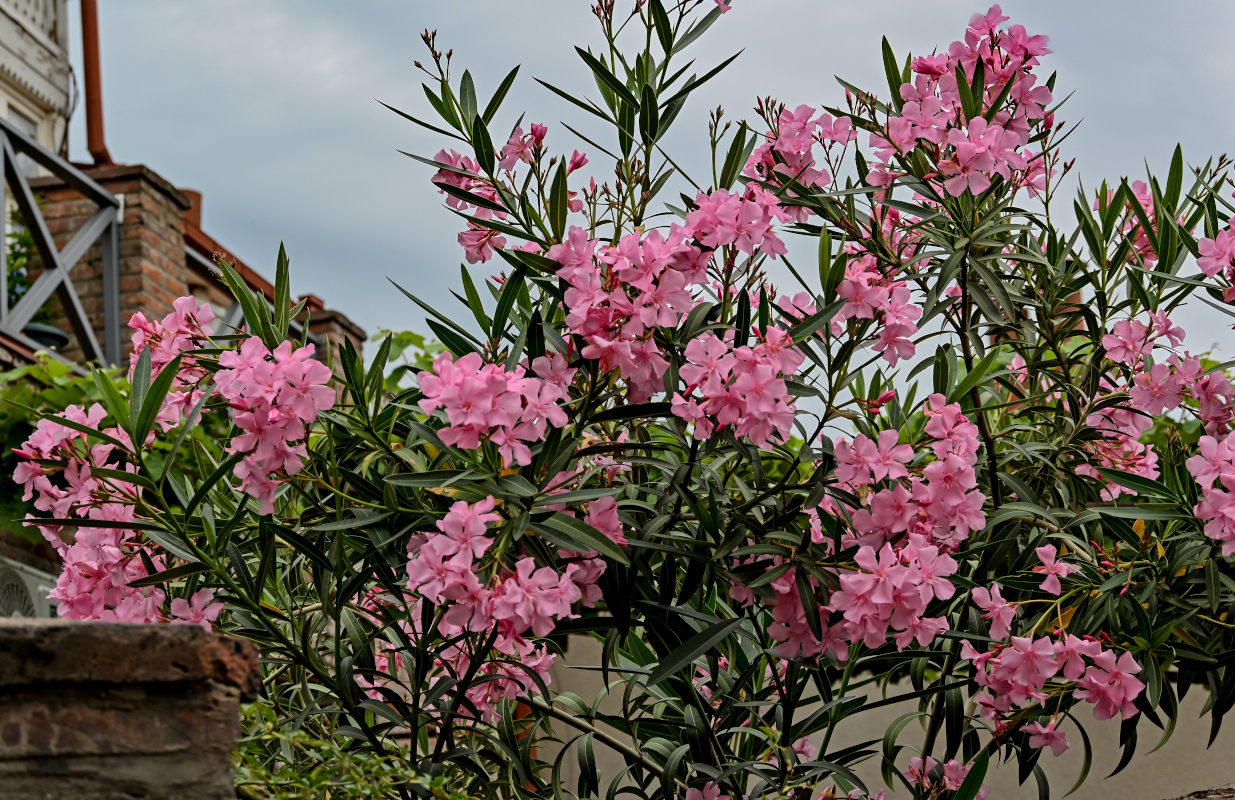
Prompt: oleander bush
<box><xmin>14</xmin><ymin>2</ymin><xmax>1235</xmax><ymax>798</ymax></box>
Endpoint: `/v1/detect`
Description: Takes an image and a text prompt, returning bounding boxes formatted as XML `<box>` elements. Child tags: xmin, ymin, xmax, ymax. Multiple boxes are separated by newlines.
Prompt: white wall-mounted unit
<box><xmin>0</xmin><ymin>554</ymin><xmax>55</xmax><ymax>618</ymax></box>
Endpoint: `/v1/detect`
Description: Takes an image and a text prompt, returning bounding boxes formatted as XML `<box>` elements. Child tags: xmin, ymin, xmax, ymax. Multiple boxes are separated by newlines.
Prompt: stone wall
<box><xmin>0</xmin><ymin>620</ymin><xmax>258</xmax><ymax>799</ymax></box>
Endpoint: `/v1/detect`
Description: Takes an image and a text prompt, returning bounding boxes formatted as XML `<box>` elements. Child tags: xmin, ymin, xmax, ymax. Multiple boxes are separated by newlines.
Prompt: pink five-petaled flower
<box><xmin>1033</xmin><ymin>544</ymin><xmax>1078</xmax><ymax>596</ymax></box>
<box><xmin>904</xmin><ymin>755</ymin><xmax>938</xmax><ymax>789</ymax></box>
<box><xmin>437</xmin><ymin>496</ymin><xmax>500</xmax><ymax>558</ymax></box>
<box><xmin>684</xmin><ymin>782</ymin><xmax>729</xmax><ymax>800</ymax></box>
<box><xmin>169</xmin><ymin>588</ymin><xmax>224</xmax><ymax>631</ymax></box>
<box><xmin>972</xmin><ymin>583</ymin><xmax>1016</xmax><ymax>638</ymax></box>
<box><xmin>1024</xmin><ymin>720</ymin><xmax>1070</xmax><ymax>756</ymax></box>
<box><xmin>835</xmin><ymin>430</ymin><xmax>912</xmax><ymax>486</ymax></box>
<box><xmin>1075</xmin><ymin>650</ymin><xmax>1145</xmax><ymax>720</ymax></box>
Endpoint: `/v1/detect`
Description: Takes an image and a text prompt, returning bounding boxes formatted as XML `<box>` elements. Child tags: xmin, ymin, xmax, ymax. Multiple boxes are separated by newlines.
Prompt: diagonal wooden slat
<box><xmin>58</xmin><ymin>206</ymin><xmax>115</xmax><ymax>271</ymax></box>
<box><xmin>0</xmin><ymin>116</ymin><xmax>116</xmax><ymax>208</ymax></box>
<box><xmin>54</xmin><ymin>273</ymin><xmax>104</xmax><ymax>363</ymax></box>
<box><xmin>0</xmin><ymin>126</ymin><xmax>123</xmax><ymax>366</ymax></box>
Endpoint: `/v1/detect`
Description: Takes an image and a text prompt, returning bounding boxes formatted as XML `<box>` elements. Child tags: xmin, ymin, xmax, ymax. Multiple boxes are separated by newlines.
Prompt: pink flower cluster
<box><xmin>671</xmin><ymin>328</ymin><xmax>803</xmax><ymax>448</ymax></box>
<box><xmin>868</xmin><ymin>5</ymin><xmax>1053</xmax><ymax>199</ymax></box>
<box><xmin>403</xmin><ymin>496</ymin><xmax>620</xmax><ymax>720</ymax></box>
<box><xmin>684</xmin><ymin>185</ymin><xmax>790</xmax><ymax>260</ymax></box>
<box><xmin>215</xmin><ymin>338</ymin><xmax>335</xmax><ymax>515</ymax></box>
<box><xmin>1188</xmin><ymin>433</ymin><xmax>1235</xmax><ymax>555</ymax></box>
<box><xmin>431</xmin><ymin>147</ymin><xmax>510</xmax><ymax>264</ymax></box>
<box><xmin>498</xmin><ymin>123</ymin><xmax>547</xmax><ymax>170</ymax></box>
<box><xmin>737</xmin><ymin>396</ymin><xmax>991</xmax><ymax>663</ymax></box>
<box><xmin>417</xmin><ymin>351</ymin><xmax>570</xmax><ymax>466</ymax></box>
<box><xmin>963</xmin><ymin>583</ymin><xmax>1145</xmax><ymax>734</ymax></box>
<box><xmin>905</xmin><ymin>756</ymin><xmax>989</xmax><ymax>797</ymax></box>
<box><xmin>548</xmin><ymin>225</ymin><xmax>707</xmax><ymax>402</ymax></box>
<box><xmin>1084</xmin><ymin>312</ymin><xmax>1235</xmax><ymax>497</ymax></box>
<box><xmin>1199</xmin><ymin>215</ymin><xmax>1235</xmax><ymax>303</ymax></box>
<box><xmin>829</xmin><ymin>208</ymin><xmax>925</xmax><ymax>367</ymax></box>
<box><xmin>829</xmin><ymin>536</ymin><xmax>956</xmax><ymax>650</ymax></box>
<box><xmin>840</xmin><ymin>394</ymin><xmax>988</xmax><ymax>550</ymax></box>
<box><xmin>127</xmin><ymin>295</ymin><xmax>216</xmax><ymax>431</ymax></box>
<box><xmin>743</xmin><ymin>104</ymin><xmax>855</xmax><ymax>222</ymax></box>
<box><xmin>12</xmin><ymin>403</ymin><xmax>220</xmax><ymax>628</ymax></box>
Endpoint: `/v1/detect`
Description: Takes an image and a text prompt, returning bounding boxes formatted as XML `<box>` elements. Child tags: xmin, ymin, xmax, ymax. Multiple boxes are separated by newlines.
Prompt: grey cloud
<box><xmin>68</xmin><ymin>0</ymin><xmax>1235</xmax><ymax>350</ymax></box>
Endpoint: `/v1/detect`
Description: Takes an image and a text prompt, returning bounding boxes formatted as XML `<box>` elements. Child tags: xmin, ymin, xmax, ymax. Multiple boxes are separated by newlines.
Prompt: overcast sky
<box><xmin>66</xmin><ymin>1</ymin><xmax>1235</xmax><ymax>352</ymax></box>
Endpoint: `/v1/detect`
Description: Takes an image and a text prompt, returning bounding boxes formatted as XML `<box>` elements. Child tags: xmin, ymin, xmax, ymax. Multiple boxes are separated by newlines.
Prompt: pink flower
<box><xmin>1198</xmin><ymin>225</ymin><xmax>1235</xmax><ymax>278</ymax></box>
<box><xmin>905</xmin><ymin>755</ymin><xmax>938</xmax><ymax>788</ymax></box>
<box><xmin>1033</xmin><ymin>544</ymin><xmax>1078</xmax><ymax>596</ymax></box>
<box><xmin>170</xmin><ymin>588</ymin><xmax>224</xmax><ymax>631</ymax></box>
<box><xmin>1075</xmin><ymin>650</ymin><xmax>1145</xmax><ymax>720</ymax></box>
<box><xmin>972</xmin><ymin>583</ymin><xmax>1016</xmax><ymax>638</ymax></box>
<box><xmin>1102</xmin><ymin>320</ymin><xmax>1151</xmax><ymax>366</ymax></box>
<box><xmin>1024</xmin><ymin>720</ymin><xmax>1070</xmax><ymax>756</ymax></box>
<box><xmin>685</xmin><ymin>782</ymin><xmax>728</xmax><ymax>800</ymax></box>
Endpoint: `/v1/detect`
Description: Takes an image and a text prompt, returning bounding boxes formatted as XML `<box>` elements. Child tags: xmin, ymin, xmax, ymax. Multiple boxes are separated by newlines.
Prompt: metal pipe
<box><xmin>80</xmin><ymin>0</ymin><xmax>112</xmax><ymax>165</ymax></box>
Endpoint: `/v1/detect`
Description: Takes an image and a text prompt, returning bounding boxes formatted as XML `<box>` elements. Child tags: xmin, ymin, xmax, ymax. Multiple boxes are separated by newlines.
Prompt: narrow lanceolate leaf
<box><xmin>471</xmin><ymin>115</ymin><xmax>496</xmax><ymax>174</ymax></box>
<box><xmin>490</xmin><ymin>265</ymin><xmax>526</xmax><ymax>341</ymax></box>
<box><xmin>134</xmin><ymin>354</ymin><xmax>183</xmax><ymax>447</ymax></box>
<box><xmin>718</xmin><ymin>123</ymin><xmax>748</xmax><ymax>189</ymax></box>
<box><xmin>881</xmin><ymin>37</ymin><xmax>904</xmax><ymax>111</ymax></box>
<box><xmin>532</xmin><ymin>512</ymin><xmax>629</xmax><ymax>565</ymax></box>
<box><xmin>482</xmin><ymin>65</ymin><xmax>520</xmax><ymax>124</ymax></box>
<box><xmin>1095</xmin><ymin>467</ymin><xmax>1174</xmax><ymax>500</ymax></box>
<box><xmin>639</xmin><ymin>83</ymin><xmax>660</xmax><ymax>144</ymax></box>
<box><xmin>954</xmin><ymin>752</ymin><xmax>989</xmax><ymax>800</ymax></box>
<box><xmin>129</xmin><ymin>346</ymin><xmax>152</xmax><ymax>435</ymax></box>
<box><xmin>273</xmin><ymin>243</ymin><xmax>291</xmax><ymax>338</ymax></box>
<box><xmin>650</xmin><ymin>0</ymin><xmax>673</xmax><ymax>53</ymax></box>
<box><xmin>459</xmin><ymin>69</ymin><xmax>478</xmax><ymax>124</ymax></box>
<box><xmin>575</xmin><ymin>47</ymin><xmax>638</xmax><ymax>109</ymax></box>
<box><xmin>949</xmin><ymin>347</ymin><xmax>1000</xmax><ymax>404</ymax></box>
<box><xmin>548</xmin><ymin>161</ymin><xmax>569</xmax><ymax>241</ymax></box>
<box><xmin>645</xmin><ymin>616</ymin><xmax>745</xmax><ymax>685</ymax></box>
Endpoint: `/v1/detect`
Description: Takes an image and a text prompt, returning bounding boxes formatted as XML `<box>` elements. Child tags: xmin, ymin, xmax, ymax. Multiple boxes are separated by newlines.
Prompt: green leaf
<box><xmin>92</xmin><ymin>367</ymin><xmax>129</xmax><ymax>431</ymax></box>
<box><xmin>471</xmin><ymin>115</ymin><xmax>496</xmax><ymax>174</ymax></box>
<box><xmin>639</xmin><ymin>83</ymin><xmax>660</xmax><ymax>144</ymax></box>
<box><xmin>548</xmin><ymin>161</ymin><xmax>569</xmax><ymax>241</ymax></box>
<box><xmin>955</xmin><ymin>63</ymin><xmax>978</xmax><ymax>120</ymax></box>
<box><xmin>128</xmin><ymin>347</ymin><xmax>151</xmax><ymax>435</ymax></box>
<box><xmin>1095</xmin><ymin>467</ymin><xmax>1174</xmax><ymax>500</ymax></box>
<box><xmin>954</xmin><ymin>751</ymin><xmax>989</xmax><ymax>800</ymax></box>
<box><xmin>460</xmin><ymin>265</ymin><xmax>491</xmax><ymax>332</ymax></box>
<box><xmin>312</xmin><ymin>511</ymin><xmax>393</xmax><ymax>532</ymax></box>
<box><xmin>650</xmin><ymin>0</ymin><xmax>673</xmax><ymax>53</ymax></box>
<box><xmin>659</xmin><ymin>51</ymin><xmax>741</xmax><ymax>109</ymax></box>
<box><xmin>881</xmin><ymin>37</ymin><xmax>904</xmax><ymax>112</ymax></box>
<box><xmin>459</xmin><ymin>70</ymin><xmax>478</xmax><ymax>124</ymax></box>
<box><xmin>134</xmin><ymin>354</ymin><xmax>182</xmax><ymax>446</ymax></box>
<box><xmin>645</xmin><ymin>616</ymin><xmax>744</xmax><ymax>685</ymax></box>
<box><xmin>482</xmin><ymin>65</ymin><xmax>520</xmax><ymax>124</ymax></box>
<box><xmin>491</xmin><ymin>266</ymin><xmax>526</xmax><ymax>342</ymax></box>
<box><xmin>127</xmin><ymin>561</ymin><xmax>214</xmax><ymax>588</ymax></box>
<box><xmin>575</xmin><ymin>47</ymin><xmax>638</xmax><ymax>109</ymax></box>
<box><xmin>214</xmin><ymin>257</ymin><xmax>275</xmax><ymax>346</ymax></box>
<box><xmin>718</xmin><ymin>123</ymin><xmax>748</xmax><ymax>190</ymax></box>
<box><xmin>787</xmin><ymin>299</ymin><xmax>845</xmax><ymax>342</ymax></box>
<box><xmin>949</xmin><ymin>348</ymin><xmax>1000</xmax><ymax>404</ymax></box>
<box><xmin>1165</xmin><ymin>143</ymin><xmax>1184</xmax><ymax>211</ymax></box>
<box><xmin>273</xmin><ymin>243</ymin><xmax>291</xmax><ymax>338</ymax></box>
<box><xmin>534</xmin><ymin>487</ymin><xmax>622</xmax><ymax>507</ymax></box>
<box><xmin>675</xmin><ymin>7</ymin><xmax>722</xmax><ymax>51</ymax></box>
<box><xmin>589</xmin><ymin>401</ymin><xmax>672</xmax><ymax>424</ymax></box>
<box><xmin>532</xmin><ymin>512</ymin><xmax>629</xmax><ymax>565</ymax></box>
<box><xmin>425</xmin><ymin>319</ymin><xmax>478</xmax><ymax>357</ymax></box>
